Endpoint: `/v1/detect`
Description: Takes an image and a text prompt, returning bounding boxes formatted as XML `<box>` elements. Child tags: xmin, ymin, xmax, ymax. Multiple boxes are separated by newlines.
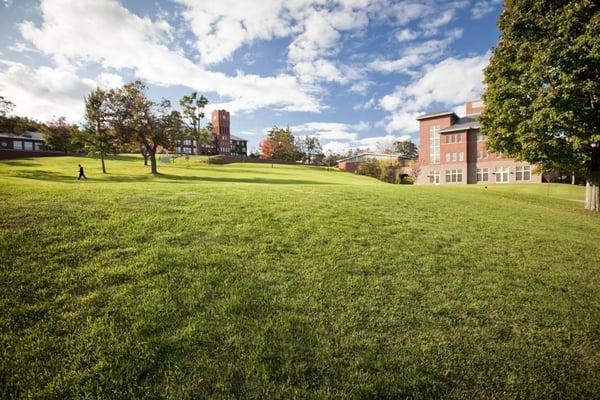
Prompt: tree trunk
<box><xmin>149</xmin><ymin>147</ymin><xmax>158</xmax><ymax>175</ymax></box>
<box><xmin>585</xmin><ymin>170</ymin><xmax>600</xmax><ymax>212</ymax></box>
<box><xmin>100</xmin><ymin>148</ymin><xmax>107</xmax><ymax>174</ymax></box>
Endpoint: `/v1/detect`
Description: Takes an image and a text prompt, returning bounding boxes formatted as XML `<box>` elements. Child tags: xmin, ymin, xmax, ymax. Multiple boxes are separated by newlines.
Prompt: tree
<box><xmin>179</xmin><ymin>92</ymin><xmax>208</xmax><ymax>155</ymax></box>
<box><xmin>259</xmin><ymin>126</ymin><xmax>302</xmax><ymax>161</ymax></box>
<box><xmin>394</xmin><ymin>140</ymin><xmax>418</xmax><ymax>158</ymax></box>
<box><xmin>480</xmin><ymin>0</ymin><xmax>600</xmax><ymax>211</ymax></box>
<box><xmin>199</xmin><ymin>122</ymin><xmax>214</xmax><ymax>154</ymax></box>
<box><xmin>83</xmin><ymin>88</ymin><xmax>115</xmax><ymax>174</ymax></box>
<box><xmin>108</xmin><ymin>81</ymin><xmax>183</xmax><ymax>174</ymax></box>
<box><xmin>0</xmin><ymin>96</ymin><xmax>15</xmax><ymax>117</ymax></box>
<box><xmin>41</xmin><ymin>117</ymin><xmax>78</xmax><ymax>153</ymax></box>
<box><xmin>303</xmin><ymin>136</ymin><xmax>322</xmax><ymax>164</ymax></box>
<box><xmin>408</xmin><ymin>159</ymin><xmax>421</xmax><ymax>183</ymax></box>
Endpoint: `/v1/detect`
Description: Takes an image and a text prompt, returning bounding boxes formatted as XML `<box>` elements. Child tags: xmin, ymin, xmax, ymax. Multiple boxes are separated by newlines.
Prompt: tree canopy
<box><xmin>480</xmin><ymin>0</ymin><xmax>600</xmax><ymax>211</ymax></box>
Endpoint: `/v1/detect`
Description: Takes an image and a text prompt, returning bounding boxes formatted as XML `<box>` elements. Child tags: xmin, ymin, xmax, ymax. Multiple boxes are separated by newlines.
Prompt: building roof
<box><xmin>337</xmin><ymin>152</ymin><xmax>410</xmax><ymax>163</ymax></box>
<box><xmin>415</xmin><ymin>110</ymin><xmax>457</xmax><ymax>120</ymax></box>
<box><xmin>230</xmin><ymin>134</ymin><xmax>247</xmax><ymax>142</ymax></box>
<box><xmin>439</xmin><ymin>115</ymin><xmax>480</xmax><ymax>133</ymax></box>
<box><xmin>0</xmin><ymin>131</ymin><xmax>44</xmax><ymax>140</ymax></box>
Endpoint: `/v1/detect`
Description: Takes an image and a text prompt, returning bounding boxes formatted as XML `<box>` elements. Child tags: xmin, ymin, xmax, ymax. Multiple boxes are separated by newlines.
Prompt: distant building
<box><xmin>337</xmin><ymin>153</ymin><xmax>411</xmax><ymax>174</ymax></box>
<box><xmin>176</xmin><ymin>109</ymin><xmax>248</xmax><ymax>156</ymax></box>
<box><xmin>0</xmin><ymin>131</ymin><xmax>46</xmax><ymax>152</ymax></box>
<box><xmin>415</xmin><ymin>100</ymin><xmax>542</xmax><ymax>184</ymax></box>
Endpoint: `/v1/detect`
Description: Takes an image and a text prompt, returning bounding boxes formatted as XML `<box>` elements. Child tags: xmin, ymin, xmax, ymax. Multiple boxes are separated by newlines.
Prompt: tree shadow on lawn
<box><xmin>8</xmin><ymin>170</ymin><xmax>333</xmax><ymax>185</ymax></box>
<box><xmin>0</xmin><ymin>160</ymin><xmax>43</xmax><ymax>167</ymax></box>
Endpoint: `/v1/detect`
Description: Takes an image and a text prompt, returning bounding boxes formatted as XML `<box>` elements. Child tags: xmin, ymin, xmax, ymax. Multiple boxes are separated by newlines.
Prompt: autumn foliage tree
<box><xmin>480</xmin><ymin>0</ymin><xmax>600</xmax><ymax>211</ymax></box>
<box><xmin>259</xmin><ymin>126</ymin><xmax>302</xmax><ymax>161</ymax></box>
<box><xmin>41</xmin><ymin>117</ymin><xmax>78</xmax><ymax>153</ymax></box>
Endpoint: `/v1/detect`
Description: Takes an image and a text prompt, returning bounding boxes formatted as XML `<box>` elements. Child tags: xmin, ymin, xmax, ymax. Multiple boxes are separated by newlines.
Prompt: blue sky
<box><xmin>0</xmin><ymin>0</ymin><xmax>502</xmax><ymax>154</ymax></box>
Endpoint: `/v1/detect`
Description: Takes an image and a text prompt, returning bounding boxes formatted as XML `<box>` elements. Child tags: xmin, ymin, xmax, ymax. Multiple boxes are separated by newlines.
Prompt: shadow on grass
<box><xmin>8</xmin><ymin>170</ymin><xmax>333</xmax><ymax>185</ymax></box>
<box><xmin>0</xmin><ymin>160</ymin><xmax>43</xmax><ymax>167</ymax></box>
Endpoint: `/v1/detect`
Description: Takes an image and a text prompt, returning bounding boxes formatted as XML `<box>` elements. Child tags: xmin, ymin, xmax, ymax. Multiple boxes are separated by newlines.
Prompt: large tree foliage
<box><xmin>259</xmin><ymin>126</ymin><xmax>302</xmax><ymax>161</ymax></box>
<box><xmin>179</xmin><ymin>92</ymin><xmax>208</xmax><ymax>155</ymax></box>
<box><xmin>394</xmin><ymin>140</ymin><xmax>418</xmax><ymax>159</ymax></box>
<box><xmin>41</xmin><ymin>117</ymin><xmax>79</xmax><ymax>153</ymax></box>
<box><xmin>480</xmin><ymin>0</ymin><xmax>600</xmax><ymax>211</ymax></box>
<box><xmin>108</xmin><ymin>81</ymin><xmax>183</xmax><ymax>174</ymax></box>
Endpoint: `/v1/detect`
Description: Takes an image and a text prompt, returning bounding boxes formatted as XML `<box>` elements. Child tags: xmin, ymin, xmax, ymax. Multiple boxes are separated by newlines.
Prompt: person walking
<box><xmin>77</xmin><ymin>164</ymin><xmax>87</xmax><ymax>180</ymax></box>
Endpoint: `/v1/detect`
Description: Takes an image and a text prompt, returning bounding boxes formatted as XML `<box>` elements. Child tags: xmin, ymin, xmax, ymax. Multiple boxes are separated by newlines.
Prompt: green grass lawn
<box><xmin>1</xmin><ymin>155</ymin><xmax>599</xmax><ymax>399</ymax></box>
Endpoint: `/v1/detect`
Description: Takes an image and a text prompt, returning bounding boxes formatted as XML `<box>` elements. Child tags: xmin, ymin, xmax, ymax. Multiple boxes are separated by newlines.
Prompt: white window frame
<box><xmin>458</xmin><ymin>152</ymin><xmax>464</xmax><ymax>162</ymax></box>
<box><xmin>13</xmin><ymin>140</ymin><xmax>23</xmax><ymax>150</ymax></box>
<box><xmin>476</xmin><ymin>167</ymin><xmax>489</xmax><ymax>182</ymax></box>
<box><xmin>429</xmin><ymin>126</ymin><xmax>440</xmax><ymax>164</ymax></box>
<box><xmin>516</xmin><ymin>165</ymin><xmax>531</xmax><ymax>181</ymax></box>
<box><xmin>429</xmin><ymin>171</ymin><xmax>440</xmax><ymax>184</ymax></box>
<box><xmin>495</xmin><ymin>166</ymin><xmax>509</xmax><ymax>183</ymax></box>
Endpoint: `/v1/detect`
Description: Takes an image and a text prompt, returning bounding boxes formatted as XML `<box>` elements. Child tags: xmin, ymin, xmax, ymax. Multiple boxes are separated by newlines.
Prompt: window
<box><xmin>429</xmin><ymin>126</ymin><xmax>440</xmax><ymax>164</ymax></box>
<box><xmin>451</xmin><ymin>152</ymin><xmax>457</xmax><ymax>161</ymax></box>
<box><xmin>445</xmin><ymin>135</ymin><xmax>451</xmax><ymax>144</ymax></box>
<box><xmin>445</xmin><ymin>169</ymin><xmax>463</xmax><ymax>183</ymax></box>
<box><xmin>476</xmin><ymin>168</ymin><xmax>489</xmax><ymax>182</ymax></box>
<box><xmin>35</xmin><ymin>142</ymin><xmax>43</xmax><ymax>151</ymax></box>
<box><xmin>476</xmin><ymin>132</ymin><xmax>487</xmax><ymax>142</ymax></box>
<box><xmin>13</xmin><ymin>140</ymin><xmax>23</xmax><ymax>150</ymax></box>
<box><xmin>495</xmin><ymin>151</ymin><xmax>503</xmax><ymax>158</ymax></box>
<box><xmin>495</xmin><ymin>166</ymin><xmax>509</xmax><ymax>183</ymax></box>
<box><xmin>516</xmin><ymin>165</ymin><xmax>531</xmax><ymax>181</ymax></box>
<box><xmin>455</xmin><ymin>134</ymin><xmax>461</xmax><ymax>143</ymax></box>
<box><xmin>458</xmin><ymin>152</ymin><xmax>464</xmax><ymax>161</ymax></box>
<box><xmin>445</xmin><ymin>153</ymin><xmax>451</xmax><ymax>162</ymax></box>
<box><xmin>24</xmin><ymin>141</ymin><xmax>33</xmax><ymax>151</ymax></box>
<box><xmin>429</xmin><ymin>171</ymin><xmax>440</xmax><ymax>184</ymax></box>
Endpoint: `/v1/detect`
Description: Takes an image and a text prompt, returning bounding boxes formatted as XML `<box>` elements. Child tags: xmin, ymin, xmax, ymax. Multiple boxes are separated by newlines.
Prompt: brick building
<box><xmin>176</xmin><ymin>109</ymin><xmax>247</xmax><ymax>156</ymax></box>
<box><xmin>415</xmin><ymin>100</ymin><xmax>541</xmax><ymax>184</ymax></box>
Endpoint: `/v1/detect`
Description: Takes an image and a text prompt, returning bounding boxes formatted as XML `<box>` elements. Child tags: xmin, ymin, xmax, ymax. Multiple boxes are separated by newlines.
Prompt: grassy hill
<box><xmin>1</xmin><ymin>155</ymin><xmax>599</xmax><ymax>399</ymax></box>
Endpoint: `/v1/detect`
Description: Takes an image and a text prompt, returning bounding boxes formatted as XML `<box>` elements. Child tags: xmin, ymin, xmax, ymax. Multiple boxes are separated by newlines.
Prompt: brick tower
<box><xmin>211</xmin><ymin>109</ymin><xmax>230</xmax><ymax>155</ymax></box>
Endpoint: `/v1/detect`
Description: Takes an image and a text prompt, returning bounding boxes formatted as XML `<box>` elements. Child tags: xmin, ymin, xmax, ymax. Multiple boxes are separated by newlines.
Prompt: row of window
<box><xmin>11</xmin><ymin>140</ymin><xmax>44</xmax><ymax>151</ymax></box>
<box><xmin>445</xmin><ymin>134</ymin><xmax>462</xmax><ymax>144</ymax></box>
<box><xmin>428</xmin><ymin>169</ymin><xmax>464</xmax><ymax>183</ymax></box>
<box><xmin>445</xmin><ymin>151</ymin><xmax>464</xmax><ymax>162</ymax></box>
<box><xmin>477</xmin><ymin>166</ymin><xmax>531</xmax><ymax>182</ymax></box>
<box><xmin>476</xmin><ymin>132</ymin><xmax>488</xmax><ymax>142</ymax></box>
<box><xmin>429</xmin><ymin>166</ymin><xmax>532</xmax><ymax>184</ymax></box>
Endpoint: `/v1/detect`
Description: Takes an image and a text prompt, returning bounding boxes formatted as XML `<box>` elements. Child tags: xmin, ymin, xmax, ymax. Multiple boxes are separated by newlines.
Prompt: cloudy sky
<box><xmin>0</xmin><ymin>0</ymin><xmax>502</xmax><ymax>153</ymax></box>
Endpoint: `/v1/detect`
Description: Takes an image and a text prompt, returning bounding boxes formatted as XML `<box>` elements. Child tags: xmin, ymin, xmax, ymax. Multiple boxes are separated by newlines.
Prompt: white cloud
<box><xmin>0</xmin><ymin>61</ymin><xmax>95</xmax><ymax>121</ymax></box>
<box><xmin>379</xmin><ymin>52</ymin><xmax>490</xmax><ymax>133</ymax></box>
<box><xmin>291</xmin><ymin>121</ymin><xmax>370</xmax><ymax>141</ymax></box>
<box><xmin>96</xmin><ymin>72</ymin><xmax>124</xmax><ymax>89</ymax></box>
<box><xmin>396</xmin><ymin>29</ymin><xmax>418</xmax><ymax>42</ymax></box>
<box><xmin>368</xmin><ymin>28</ymin><xmax>463</xmax><ymax>74</ymax></box>
<box><xmin>18</xmin><ymin>0</ymin><xmax>320</xmax><ymax>116</ymax></box>
<box><xmin>348</xmin><ymin>80</ymin><xmax>374</xmax><ymax>95</ymax></box>
<box><xmin>353</xmin><ymin>97</ymin><xmax>376</xmax><ymax>110</ymax></box>
<box><xmin>471</xmin><ymin>0</ymin><xmax>502</xmax><ymax>19</ymax></box>
<box><xmin>175</xmin><ymin>0</ymin><xmax>291</xmax><ymax>65</ymax></box>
